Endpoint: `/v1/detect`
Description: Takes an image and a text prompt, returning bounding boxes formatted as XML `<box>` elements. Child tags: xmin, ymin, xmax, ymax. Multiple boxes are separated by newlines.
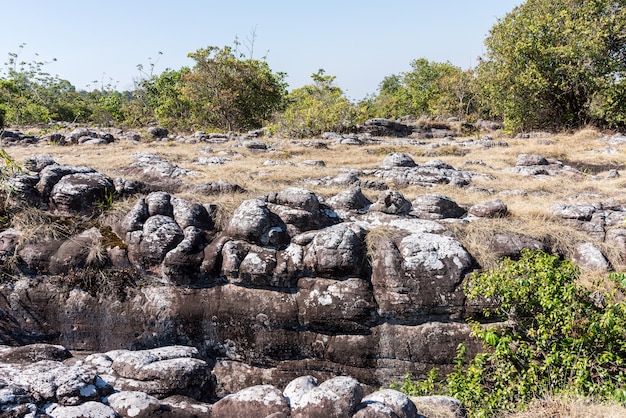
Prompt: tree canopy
<box><xmin>476</xmin><ymin>0</ymin><xmax>626</xmax><ymax>131</ymax></box>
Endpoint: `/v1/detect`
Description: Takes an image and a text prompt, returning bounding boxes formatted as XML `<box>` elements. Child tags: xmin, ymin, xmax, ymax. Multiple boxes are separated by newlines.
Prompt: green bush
<box><xmin>396</xmin><ymin>249</ymin><xmax>626</xmax><ymax>417</ymax></box>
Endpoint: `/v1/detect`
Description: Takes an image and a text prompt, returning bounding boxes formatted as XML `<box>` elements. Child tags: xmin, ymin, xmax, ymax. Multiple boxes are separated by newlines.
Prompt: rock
<box><xmin>283</xmin><ymin>375</ymin><xmax>318</xmax><ymax>407</ymax></box>
<box><xmin>211</xmin><ymin>385</ymin><xmax>290</xmax><ymax>418</ymax></box>
<box><xmin>147</xmin><ymin>127</ymin><xmax>169</xmax><ymax>139</ymax></box>
<box><xmin>275</xmin><ymin>187</ymin><xmax>320</xmax><ymax>212</ymax></box>
<box><xmin>411</xmin><ymin>194</ymin><xmax>466</xmax><ymax>220</ymax></box>
<box><xmin>516</xmin><ymin>154</ymin><xmax>548</xmax><ymax>166</ymax></box>
<box><xmin>571</xmin><ymin>242</ymin><xmax>610</xmax><ymax>271</ymax></box>
<box><xmin>379</xmin><ymin>153</ymin><xmax>416</xmax><ymax>169</ymax></box>
<box><xmin>0</xmin><ymin>344</ymin><xmax>71</xmax><ymax>364</ymax></box>
<box><xmin>145</xmin><ymin>191</ymin><xmax>173</xmax><ymax>217</ymax></box>
<box><xmin>189</xmin><ymin>180</ymin><xmax>246</xmax><ymax>195</ymax></box>
<box><xmin>24</xmin><ymin>154</ymin><xmax>56</xmax><ymax>172</ymax></box>
<box><xmin>225</xmin><ymin>199</ymin><xmax>289</xmax><ymax>248</ymax></box>
<box><xmin>49</xmin><ymin>227</ymin><xmax>105</xmax><ymax>273</ymax></box>
<box><xmin>370</xmin><ymin>230</ymin><xmax>473</xmax><ymax>319</ymax></box>
<box><xmin>303</xmin><ymin>223</ymin><xmax>365</xmax><ymax>277</ymax></box>
<box><xmin>290</xmin><ymin>376</ymin><xmax>363</xmax><ymax>418</ymax></box>
<box><xmin>50</xmin><ymin>172</ymin><xmax>115</xmax><ymax>215</ymax></box>
<box><xmin>411</xmin><ymin>396</ymin><xmax>466</xmax><ymax>418</ymax></box>
<box><xmin>106</xmin><ymin>391</ymin><xmax>163</xmax><ymax>417</ymax></box>
<box><xmin>134</xmin><ymin>215</ymin><xmax>184</xmax><ymax>267</ymax></box>
<box><xmin>353</xmin><ymin>402</ymin><xmax>401</xmax><ymax>417</ymax></box>
<box><xmin>468</xmin><ymin>199</ymin><xmax>508</xmax><ymax>218</ymax></box>
<box><xmin>483</xmin><ymin>232</ymin><xmax>547</xmax><ymax>261</ymax></box>
<box><xmin>327</xmin><ymin>187</ymin><xmax>372</xmax><ymax>212</ymax></box>
<box><xmin>45</xmin><ymin>401</ymin><xmax>119</xmax><ymax>418</ymax></box>
<box><xmin>369</xmin><ymin>191</ymin><xmax>412</xmax><ymax>216</ymax></box>
<box><xmin>361</xmin><ymin>389</ymin><xmax>418</xmax><ymax>418</ymax></box>
<box><xmin>550</xmin><ymin>203</ymin><xmax>596</xmax><ymax>221</ymax></box>
<box><xmin>243</xmin><ymin>140</ymin><xmax>268</xmax><ymax>150</ymax></box>
<box><xmin>109</xmin><ymin>346</ymin><xmax>214</xmax><ymax>400</ymax></box>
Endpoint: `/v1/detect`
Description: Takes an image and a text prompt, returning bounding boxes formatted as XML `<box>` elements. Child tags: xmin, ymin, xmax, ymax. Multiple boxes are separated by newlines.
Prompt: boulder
<box><xmin>468</xmin><ymin>199</ymin><xmax>508</xmax><ymax>218</ymax></box>
<box><xmin>379</xmin><ymin>153</ymin><xmax>416</xmax><ymax>169</ymax></box>
<box><xmin>212</xmin><ymin>385</ymin><xmax>290</xmax><ymax>418</ymax></box>
<box><xmin>290</xmin><ymin>376</ymin><xmax>363</xmax><ymax>418</ymax></box>
<box><xmin>361</xmin><ymin>389</ymin><xmax>418</xmax><ymax>418</ymax></box>
<box><xmin>327</xmin><ymin>187</ymin><xmax>372</xmax><ymax>212</ymax></box>
<box><xmin>369</xmin><ymin>191</ymin><xmax>412</xmax><ymax>216</ymax></box>
<box><xmin>225</xmin><ymin>199</ymin><xmax>289</xmax><ymax>248</ymax></box>
<box><xmin>106</xmin><ymin>391</ymin><xmax>163</xmax><ymax>417</ymax></box>
<box><xmin>411</xmin><ymin>194</ymin><xmax>466</xmax><ymax>220</ymax></box>
<box><xmin>45</xmin><ymin>401</ymin><xmax>118</xmax><ymax>418</ymax></box>
<box><xmin>50</xmin><ymin>172</ymin><xmax>115</xmax><ymax>215</ymax></box>
<box><xmin>303</xmin><ymin>223</ymin><xmax>366</xmax><ymax>277</ymax></box>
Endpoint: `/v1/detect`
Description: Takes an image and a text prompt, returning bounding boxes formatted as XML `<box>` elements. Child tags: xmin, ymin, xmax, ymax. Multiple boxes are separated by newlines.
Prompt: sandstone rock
<box><xmin>24</xmin><ymin>154</ymin><xmax>56</xmax><ymax>172</ymax></box>
<box><xmin>353</xmin><ymin>402</ymin><xmax>401</xmax><ymax>417</ymax></box>
<box><xmin>45</xmin><ymin>401</ymin><xmax>118</xmax><ymax>418</ymax></box>
<box><xmin>49</xmin><ymin>227</ymin><xmax>105</xmax><ymax>273</ymax></box>
<box><xmin>110</xmin><ymin>346</ymin><xmax>214</xmax><ymax>400</ymax></box>
<box><xmin>106</xmin><ymin>391</ymin><xmax>163</xmax><ymax>417</ymax></box>
<box><xmin>283</xmin><ymin>375</ymin><xmax>318</xmax><ymax>406</ymax></box>
<box><xmin>369</xmin><ymin>191</ymin><xmax>412</xmax><ymax>216</ymax></box>
<box><xmin>275</xmin><ymin>187</ymin><xmax>320</xmax><ymax>211</ymax></box>
<box><xmin>296</xmin><ymin>277</ymin><xmax>376</xmax><ymax>333</ymax></box>
<box><xmin>380</xmin><ymin>153</ymin><xmax>416</xmax><ymax>169</ymax></box>
<box><xmin>411</xmin><ymin>396</ymin><xmax>466</xmax><ymax>418</ymax></box>
<box><xmin>468</xmin><ymin>199</ymin><xmax>508</xmax><ymax>218</ymax></box>
<box><xmin>212</xmin><ymin>385</ymin><xmax>289</xmax><ymax>418</ymax></box>
<box><xmin>290</xmin><ymin>375</ymin><xmax>363</xmax><ymax>418</ymax></box>
<box><xmin>189</xmin><ymin>180</ymin><xmax>246</xmax><ymax>195</ymax></box>
<box><xmin>147</xmin><ymin>127</ymin><xmax>169</xmax><ymax>139</ymax></box>
<box><xmin>516</xmin><ymin>154</ymin><xmax>548</xmax><ymax>166</ymax></box>
<box><xmin>145</xmin><ymin>191</ymin><xmax>173</xmax><ymax>217</ymax></box>
<box><xmin>225</xmin><ymin>199</ymin><xmax>289</xmax><ymax>248</ymax></box>
<box><xmin>50</xmin><ymin>172</ymin><xmax>115</xmax><ymax>215</ymax></box>
<box><xmin>571</xmin><ymin>242</ymin><xmax>610</xmax><ymax>271</ymax></box>
<box><xmin>483</xmin><ymin>232</ymin><xmax>547</xmax><ymax>261</ymax></box>
<box><xmin>0</xmin><ymin>343</ymin><xmax>71</xmax><ymax>364</ymax></box>
<box><xmin>550</xmin><ymin>203</ymin><xmax>596</xmax><ymax>221</ymax></box>
<box><xmin>135</xmin><ymin>215</ymin><xmax>184</xmax><ymax>267</ymax></box>
<box><xmin>362</xmin><ymin>389</ymin><xmax>418</xmax><ymax>418</ymax></box>
<box><xmin>303</xmin><ymin>223</ymin><xmax>365</xmax><ymax>277</ymax></box>
<box><xmin>370</xmin><ymin>231</ymin><xmax>473</xmax><ymax>319</ymax></box>
<box><xmin>411</xmin><ymin>194</ymin><xmax>465</xmax><ymax>220</ymax></box>
<box><xmin>327</xmin><ymin>187</ymin><xmax>372</xmax><ymax>212</ymax></box>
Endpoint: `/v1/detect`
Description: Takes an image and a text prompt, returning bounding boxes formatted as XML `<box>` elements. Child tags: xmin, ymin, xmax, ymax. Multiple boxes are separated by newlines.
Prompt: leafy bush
<box><xmin>396</xmin><ymin>249</ymin><xmax>626</xmax><ymax>417</ymax></box>
<box><xmin>270</xmin><ymin>69</ymin><xmax>363</xmax><ymax>138</ymax></box>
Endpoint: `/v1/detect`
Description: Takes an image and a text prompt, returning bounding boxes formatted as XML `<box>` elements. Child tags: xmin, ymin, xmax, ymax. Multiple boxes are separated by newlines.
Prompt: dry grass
<box><xmin>503</xmin><ymin>395</ymin><xmax>626</xmax><ymax>418</ymax></box>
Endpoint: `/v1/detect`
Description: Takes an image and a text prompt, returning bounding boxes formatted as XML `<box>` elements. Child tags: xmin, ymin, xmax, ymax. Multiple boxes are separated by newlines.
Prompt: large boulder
<box><xmin>212</xmin><ymin>385</ymin><xmax>290</xmax><ymax>418</ymax></box>
<box><xmin>225</xmin><ymin>199</ymin><xmax>290</xmax><ymax>248</ymax></box>
<box><xmin>290</xmin><ymin>376</ymin><xmax>363</xmax><ymax>418</ymax></box>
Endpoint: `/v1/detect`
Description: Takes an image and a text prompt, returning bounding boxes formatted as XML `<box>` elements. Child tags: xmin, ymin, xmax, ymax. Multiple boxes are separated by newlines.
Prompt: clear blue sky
<box><xmin>1</xmin><ymin>1</ymin><xmax>522</xmax><ymax>100</ymax></box>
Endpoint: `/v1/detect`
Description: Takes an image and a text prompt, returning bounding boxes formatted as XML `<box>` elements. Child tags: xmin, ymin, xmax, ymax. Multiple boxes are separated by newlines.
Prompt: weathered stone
<box><xmin>303</xmin><ymin>223</ymin><xmax>365</xmax><ymax>277</ymax></box>
<box><xmin>353</xmin><ymin>402</ymin><xmax>401</xmax><ymax>417</ymax></box>
<box><xmin>411</xmin><ymin>194</ymin><xmax>465</xmax><ymax>220</ymax></box>
<box><xmin>225</xmin><ymin>199</ymin><xmax>289</xmax><ymax>248</ymax></box>
<box><xmin>362</xmin><ymin>389</ymin><xmax>418</xmax><ymax>418</ymax></box>
<box><xmin>106</xmin><ymin>391</ymin><xmax>163</xmax><ymax>418</ymax></box>
<box><xmin>571</xmin><ymin>242</ymin><xmax>610</xmax><ymax>271</ymax></box>
<box><xmin>369</xmin><ymin>191</ymin><xmax>412</xmax><ymax>216</ymax></box>
<box><xmin>50</xmin><ymin>171</ymin><xmax>114</xmax><ymax>215</ymax></box>
<box><xmin>468</xmin><ymin>199</ymin><xmax>508</xmax><ymax>218</ymax></box>
<box><xmin>24</xmin><ymin>154</ymin><xmax>56</xmax><ymax>172</ymax></box>
<box><xmin>550</xmin><ymin>203</ymin><xmax>596</xmax><ymax>221</ymax></box>
<box><xmin>212</xmin><ymin>385</ymin><xmax>289</xmax><ymax>418</ymax></box>
<box><xmin>516</xmin><ymin>154</ymin><xmax>548</xmax><ymax>166</ymax></box>
<box><xmin>483</xmin><ymin>232</ymin><xmax>547</xmax><ymax>261</ymax></box>
<box><xmin>134</xmin><ymin>215</ymin><xmax>184</xmax><ymax>267</ymax></box>
<box><xmin>283</xmin><ymin>375</ymin><xmax>318</xmax><ymax>407</ymax></box>
<box><xmin>380</xmin><ymin>153</ymin><xmax>416</xmax><ymax>169</ymax></box>
<box><xmin>327</xmin><ymin>187</ymin><xmax>372</xmax><ymax>212</ymax></box>
<box><xmin>290</xmin><ymin>376</ymin><xmax>363</xmax><ymax>418</ymax></box>
<box><xmin>45</xmin><ymin>401</ymin><xmax>118</xmax><ymax>418</ymax></box>
<box><xmin>147</xmin><ymin>127</ymin><xmax>169</xmax><ymax>138</ymax></box>
<box><xmin>411</xmin><ymin>396</ymin><xmax>466</xmax><ymax>418</ymax></box>
<box><xmin>0</xmin><ymin>344</ymin><xmax>71</xmax><ymax>364</ymax></box>
<box><xmin>49</xmin><ymin>227</ymin><xmax>104</xmax><ymax>274</ymax></box>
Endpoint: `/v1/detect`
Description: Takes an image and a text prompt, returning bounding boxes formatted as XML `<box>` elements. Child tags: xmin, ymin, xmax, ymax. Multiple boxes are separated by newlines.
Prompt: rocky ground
<box><xmin>0</xmin><ymin>120</ymin><xmax>625</xmax><ymax>416</ymax></box>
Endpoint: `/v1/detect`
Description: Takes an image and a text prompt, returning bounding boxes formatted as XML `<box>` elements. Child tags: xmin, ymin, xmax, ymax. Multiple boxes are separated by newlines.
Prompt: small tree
<box><xmin>271</xmin><ymin>69</ymin><xmax>362</xmax><ymax>138</ymax></box>
<box><xmin>182</xmin><ymin>45</ymin><xmax>286</xmax><ymax>131</ymax></box>
<box><xmin>477</xmin><ymin>0</ymin><xmax>626</xmax><ymax>131</ymax></box>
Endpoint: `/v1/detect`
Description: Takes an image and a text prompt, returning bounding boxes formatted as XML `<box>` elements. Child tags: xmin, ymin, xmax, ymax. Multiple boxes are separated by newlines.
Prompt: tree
<box><xmin>270</xmin><ymin>69</ymin><xmax>362</xmax><ymax>138</ymax></box>
<box><xmin>477</xmin><ymin>0</ymin><xmax>626</xmax><ymax>131</ymax></box>
<box><xmin>372</xmin><ymin>59</ymin><xmax>476</xmax><ymax>120</ymax></box>
<box><xmin>182</xmin><ymin>45</ymin><xmax>287</xmax><ymax>131</ymax></box>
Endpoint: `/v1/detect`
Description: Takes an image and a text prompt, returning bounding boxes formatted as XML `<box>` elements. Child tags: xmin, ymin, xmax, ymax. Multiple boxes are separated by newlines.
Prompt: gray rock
<box><xmin>369</xmin><ymin>191</ymin><xmax>412</xmax><ymax>215</ymax></box>
<box><xmin>106</xmin><ymin>391</ymin><xmax>162</xmax><ymax>417</ymax></box>
<box><xmin>353</xmin><ymin>402</ymin><xmax>401</xmax><ymax>417</ymax></box>
<box><xmin>24</xmin><ymin>154</ymin><xmax>56</xmax><ymax>172</ymax></box>
<box><xmin>411</xmin><ymin>396</ymin><xmax>465</xmax><ymax>418</ymax></box>
<box><xmin>291</xmin><ymin>376</ymin><xmax>363</xmax><ymax>418</ymax></box>
<box><xmin>225</xmin><ymin>199</ymin><xmax>289</xmax><ymax>248</ymax></box>
<box><xmin>211</xmin><ymin>385</ymin><xmax>289</xmax><ymax>418</ymax></box>
<box><xmin>327</xmin><ymin>187</ymin><xmax>372</xmax><ymax>212</ymax></box>
<box><xmin>362</xmin><ymin>389</ymin><xmax>418</xmax><ymax>418</ymax></box>
<box><xmin>45</xmin><ymin>401</ymin><xmax>119</xmax><ymax>418</ymax></box>
<box><xmin>283</xmin><ymin>375</ymin><xmax>318</xmax><ymax>407</ymax></box>
<box><xmin>145</xmin><ymin>191</ymin><xmax>173</xmax><ymax>217</ymax></box>
<box><xmin>50</xmin><ymin>172</ymin><xmax>115</xmax><ymax>215</ymax></box>
<box><xmin>468</xmin><ymin>199</ymin><xmax>508</xmax><ymax>218</ymax></box>
<box><xmin>572</xmin><ymin>242</ymin><xmax>610</xmax><ymax>271</ymax></box>
<box><xmin>550</xmin><ymin>203</ymin><xmax>596</xmax><ymax>221</ymax></box>
<box><xmin>380</xmin><ymin>153</ymin><xmax>416</xmax><ymax>169</ymax></box>
<box><xmin>411</xmin><ymin>194</ymin><xmax>465</xmax><ymax>220</ymax></box>
<box><xmin>303</xmin><ymin>223</ymin><xmax>365</xmax><ymax>276</ymax></box>
<box><xmin>147</xmin><ymin>127</ymin><xmax>169</xmax><ymax>139</ymax></box>
<box><xmin>516</xmin><ymin>154</ymin><xmax>549</xmax><ymax>166</ymax></box>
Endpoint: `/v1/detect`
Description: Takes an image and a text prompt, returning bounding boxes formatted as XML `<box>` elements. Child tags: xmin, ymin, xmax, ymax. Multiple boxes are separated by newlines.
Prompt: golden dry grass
<box><xmin>503</xmin><ymin>395</ymin><xmax>626</xmax><ymax>418</ymax></box>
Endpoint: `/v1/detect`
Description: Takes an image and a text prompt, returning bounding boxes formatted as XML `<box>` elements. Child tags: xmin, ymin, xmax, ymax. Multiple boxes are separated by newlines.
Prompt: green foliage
<box><xmin>270</xmin><ymin>69</ymin><xmax>364</xmax><ymax>138</ymax></box>
<box><xmin>395</xmin><ymin>250</ymin><xmax>626</xmax><ymax>417</ymax></box>
<box><xmin>372</xmin><ymin>59</ymin><xmax>477</xmax><ymax>120</ymax></box>
<box><xmin>476</xmin><ymin>0</ymin><xmax>626</xmax><ymax>131</ymax></box>
<box><xmin>183</xmin><ymin>45</ymin><xmax>287</xmax><ymax>131</ymax></box>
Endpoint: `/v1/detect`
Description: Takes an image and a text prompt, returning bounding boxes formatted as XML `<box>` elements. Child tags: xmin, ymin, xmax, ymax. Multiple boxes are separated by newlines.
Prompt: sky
<box><xmin>1</xmin><ymin>1</ymin><xmax>522</xmax><ymax>101</ymax></box>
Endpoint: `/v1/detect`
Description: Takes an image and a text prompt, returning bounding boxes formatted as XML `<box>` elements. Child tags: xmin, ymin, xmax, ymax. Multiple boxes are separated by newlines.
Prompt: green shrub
<box><xmin>396</xmin><ymin>249</ymin><xmax>626</xmax><ymax>417</ymax></box>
